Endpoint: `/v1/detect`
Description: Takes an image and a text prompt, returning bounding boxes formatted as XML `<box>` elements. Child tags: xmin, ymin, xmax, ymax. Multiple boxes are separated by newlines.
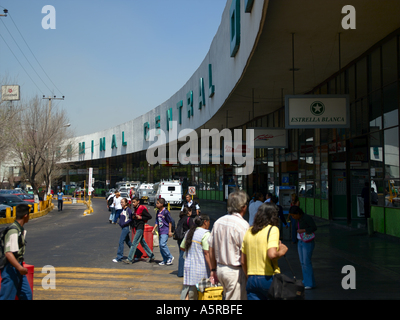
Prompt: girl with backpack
<box><xmin>175</xmin><ymin>207</ymin><xmax>194</xmax><ymax>277</ymax></box>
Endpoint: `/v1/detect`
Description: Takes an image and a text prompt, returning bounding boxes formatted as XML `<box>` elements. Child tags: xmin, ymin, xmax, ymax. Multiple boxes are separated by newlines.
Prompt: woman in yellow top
<box><xmin>241</xmin><ymin>203</ymin><xmax>288</xmax><ymax>300</ymax></box>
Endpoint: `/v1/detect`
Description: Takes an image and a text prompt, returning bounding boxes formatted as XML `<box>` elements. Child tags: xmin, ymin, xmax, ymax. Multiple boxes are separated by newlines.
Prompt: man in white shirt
<box><xmin>248</xmin><ymin>192</ymin><xmax>264</xmax><ymax>226</ymax></box>
<box><xmin>208</xmin><ymin>190</ymin><xmax>250</xmax><ymax>300</ymax></box>
<box><xmin>181</xmin><ymin>194</ymin><xmax>200</xmax><ymax>215</ymax></box>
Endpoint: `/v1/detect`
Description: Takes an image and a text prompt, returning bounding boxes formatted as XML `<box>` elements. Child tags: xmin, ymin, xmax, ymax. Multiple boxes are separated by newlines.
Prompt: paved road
<box><xmin>16</xmin><ymin>197</ymin><xmax>400</xmax><ymax>300</ymax></box>
<box><xmin>24</xmin><ymin>199</ymin><xmax>184</xmax><ymax>300</ymax></box>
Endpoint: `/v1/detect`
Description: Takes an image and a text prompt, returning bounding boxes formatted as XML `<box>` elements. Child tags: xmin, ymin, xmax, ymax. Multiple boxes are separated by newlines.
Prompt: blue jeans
<box><xmin>159</xmin><ymin>234</ymin><xmax>173</xmax><ymax>262</ymax></box>
<box><xmin>57</xmin><ymin>200</ymin><xmax>63</xmax><ymax>211</ymax></box>
<box><xmin>127</xmin><ymin>228</ymin><xmax>154</xmax><ymax>261</ymax></box>
<box><xmin>298</xmin><ymin>239</ymin><xmax>316</xmax><ymax>288</ymax></box>
<box><xmin>109</xmin><ymin>207</ymin><xmax>115</xmax><ymax>221</ymax></box>
<box><xmin>246</xmin><ymin>275</ymin><xmax>274</xmax><ymax>300</ymax></box>
<box><xmin>116</xmin><ymin>226</ymin><xmax>132</xmax><ymax>261</ymax></box>
<box><xmin>113</xmin><ymin>209</ymin><xmax>122</xmax><ymax>224</ymax></box>
<box><xmin>0</xmin><ymin>262</ymin><xmax>32</xmax><ymax>300</ymax></box>
<box><xmin>177</xmin><ymin>239</ymin><xmax>184</xmax><ymax>277</ymax></box>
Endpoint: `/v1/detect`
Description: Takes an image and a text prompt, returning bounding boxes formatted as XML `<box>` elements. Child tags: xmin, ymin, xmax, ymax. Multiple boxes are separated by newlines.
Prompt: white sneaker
<box><xmin>166</xmin><ymin>257</ymin><xmax>174</xmax><ymax>265</ymax></box>
<box><xmin>112</xmin><ymin>259</ymin><xmax>119</xmax><ymax>263</ymax></box>
<box><xmin>158</xmin><ymin>261</ymin><xmax>166</xmax><ymax>266</ymax></box>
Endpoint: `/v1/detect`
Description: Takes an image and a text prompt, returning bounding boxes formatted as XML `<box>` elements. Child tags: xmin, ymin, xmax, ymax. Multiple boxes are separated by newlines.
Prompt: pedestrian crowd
<box><xmin>105</xmin><ymin>187</ymin><xmax>317</xmax><ymax>301</ymax></box>
<box><xmin>0</xmin><ymin>187</ymin><xmax>316</xmax><ymax>300</ymax></box>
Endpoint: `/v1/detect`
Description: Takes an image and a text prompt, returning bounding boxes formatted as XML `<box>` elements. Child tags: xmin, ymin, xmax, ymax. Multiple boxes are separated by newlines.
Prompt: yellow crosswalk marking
<box><xmin>33</xmin><ymin>267</ymin><xmax>182</xmax><ymax>300</ymax></box>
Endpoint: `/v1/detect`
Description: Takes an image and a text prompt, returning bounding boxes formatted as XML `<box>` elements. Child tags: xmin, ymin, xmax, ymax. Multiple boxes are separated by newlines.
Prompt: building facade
<box><xmin>65</xmin><ymin>0</ymin><xmax>400</xmax><ymax>237</ymax></box>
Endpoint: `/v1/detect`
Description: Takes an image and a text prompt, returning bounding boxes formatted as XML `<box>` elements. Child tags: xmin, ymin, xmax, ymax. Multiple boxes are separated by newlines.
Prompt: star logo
<box><xmin>310</xmin><ymin>101</ymin><xmax>325</xmax><ymax>116</ymax></box>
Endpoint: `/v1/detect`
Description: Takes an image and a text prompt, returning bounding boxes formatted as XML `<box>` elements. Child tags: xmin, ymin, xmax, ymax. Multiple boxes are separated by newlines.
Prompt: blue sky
<box><xmin>0</xmin><ymin>0</ymin><xmax>227</xmax><ymax>136</ymax></box>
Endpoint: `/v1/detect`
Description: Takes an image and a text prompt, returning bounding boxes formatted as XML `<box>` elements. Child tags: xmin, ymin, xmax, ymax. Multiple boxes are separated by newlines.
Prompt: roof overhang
<box><xmin>204</xmin><ymin>0</ymin><xmax>400</xmax><ymax>130</ymax></box>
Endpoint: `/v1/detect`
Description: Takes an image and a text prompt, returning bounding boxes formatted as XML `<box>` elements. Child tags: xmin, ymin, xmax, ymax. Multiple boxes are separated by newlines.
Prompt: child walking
<box><xmin>152</xmin><ymin>198</ymin><xmax>174</xmax><ymax>266</ymax></box>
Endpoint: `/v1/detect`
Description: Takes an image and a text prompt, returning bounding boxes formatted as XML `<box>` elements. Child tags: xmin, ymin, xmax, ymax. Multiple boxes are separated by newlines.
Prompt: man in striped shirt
<box><xmin>208</xmin><ymin>190</ymin><xmax>250</xmax><ymax>300</ymax></box>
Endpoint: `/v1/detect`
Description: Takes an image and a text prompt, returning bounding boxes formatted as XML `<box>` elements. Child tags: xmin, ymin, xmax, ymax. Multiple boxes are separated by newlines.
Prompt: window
<box><xmin>383</xmin><ymin>83</ymin><xmax>399</xmax><ymax>128</ymax></box>
<box><xmin>347</xmin><ymin>66</ymin><xmax>356</xmax><ymax>102</ymax></box>
<box><xmin>369</xmin><ymin>90</ymin><xmax>382</xmax><ymax>130</ymax></box>
<box><xmin>382</xmin><ymin>37</ymin><xmax>397</xmax><ymax>86</ymax></box>
<box><xmin>350</xmin><ymin>102</ymin><xmax>356</xmax><ymax>137</ymax></box>
<box><xmin>370</xmin><ymin>131</ymin><xmax>384</xmax><ymax>179</ymax></box>
<box><xmin>369</xmin><ymin>48</ymin><xmax>381</xmax><ymax>92</ymax></box>
<box><xmin>384</xmin><ymin>179</ymin><xmax>400</xmax><ymax>208</ymax></box>
<box><xmin>384</xmin><ymin>127</ymin><xmax>399</xmax><ymax>179</ymax></box>
<box><xmin>357</xmin><ymin>58</ymin><xmax>368</xmax><ymax>98</ymax></box>
<box><xmin>167</xmin><ymin>187</ymin><xmax>175</xmax><ymax>192</ymax></box>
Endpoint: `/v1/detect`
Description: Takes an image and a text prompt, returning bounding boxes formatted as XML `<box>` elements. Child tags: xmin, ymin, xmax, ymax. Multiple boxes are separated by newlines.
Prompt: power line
<box><xmin>0</xmin><ymin>7</ymin><xmax>64</xmax><ymax>97</ymax></box>
<box><xmin>0</xmin><ymin>32</ymin><xmax>44</xmax><ymax>94</ymax></box>
<box><xmin>0</xmin><ymin>18</ymin><xmax>53</xmax><ymax>94</ymax></box>
<box><xmin>7</xmin><ymin>12</ymin><xmax>64</xmax><ymax>96</ymax></box>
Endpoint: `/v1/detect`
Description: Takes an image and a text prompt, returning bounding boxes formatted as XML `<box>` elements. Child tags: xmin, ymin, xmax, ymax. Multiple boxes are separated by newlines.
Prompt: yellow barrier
<box><xmin>0</xmin><ymin>200</ymin><xmax>54</xmax><ymax>224</ymax></box>
<box><xmin>83</xmin><ymin>199</ymin><xmax>94</xmax><ymax>216</ymax></box>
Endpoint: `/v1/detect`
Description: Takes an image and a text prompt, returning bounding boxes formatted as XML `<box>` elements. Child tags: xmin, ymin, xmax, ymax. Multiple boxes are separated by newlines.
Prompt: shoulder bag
<box><xmin>266</xmin><ymin>226</ymin><xmax>305</xmax><ymax>300</ymax></box>
<box><xmin>297</xmin><ymin>221</ymin><xmax>315</xmax><ymax>243</ymax></box>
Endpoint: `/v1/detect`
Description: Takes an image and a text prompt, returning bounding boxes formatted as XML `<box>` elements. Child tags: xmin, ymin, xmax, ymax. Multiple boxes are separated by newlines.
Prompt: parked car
<box><xmin>138</xmin><ymin>189</ymin><xmax>151</xmax><ymax>204</ymax></box>
<box><xmin>137</xmin><ymin>183</ymin><xmax>154</xmax><ymax>204</ymax></box>
<box><xmin>116</xmin><ymin>181</ymin><xmax>141</xmax><ymax>190</ymax></box>
<box><xmin>147</xmin><ymin>190</ymin><xmax>157</xmax><ymax>206</ymax></box>
<box><xmin>118</xmin><ymin>187</ymin><xmax>129</xmax><ymax>194</ymax></box>
<box><xmin>119</xmin><ymin>192</ymin><xmax>131</xmax><ymax>205</ymax></box>
<box><xmin>15</xmin><ymin>194</ymin><xmax>35</xmax><ymax>203</ymax></box>
<box><xmin>74</xmin><ymin>188</ymin><xmax>86</xmax><ymax>197</ymax></box>
<box><xmin>0</xmin><ymin>189</ymin><xmax>28</xmax><ymax>195</ymax></box>
<box><xmin>0</xmin><ymin>195</ymin><xmax>33</xmax><ymax>212</ymax></box>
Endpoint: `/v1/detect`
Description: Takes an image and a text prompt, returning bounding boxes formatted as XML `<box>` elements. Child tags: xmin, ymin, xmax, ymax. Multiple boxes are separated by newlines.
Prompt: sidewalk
<box><xmin>200</xmin><ymin>200</ymin><xmax>400</xmax><ymax>300</ymax></box>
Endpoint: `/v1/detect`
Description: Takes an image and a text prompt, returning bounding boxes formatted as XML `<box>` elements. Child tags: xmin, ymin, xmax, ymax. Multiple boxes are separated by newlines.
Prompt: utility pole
<box><xmin>0</xmin><ymin>9</ymin><xmax>8</xmax><ymax>17</ymax></box>
<box><xmin>43</xmin><ymin>95</ymin><xmax>65</xmax><ymax>117</ymax></box>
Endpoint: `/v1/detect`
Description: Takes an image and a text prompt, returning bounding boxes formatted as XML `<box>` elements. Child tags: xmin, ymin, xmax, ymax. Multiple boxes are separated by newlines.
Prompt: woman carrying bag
<box><xmin>241</xmin><ymin>203</ymin><xmax>288</xmax><ymax>300</ymax></box>
<box><xmin>289</xmin><ymin>205</ymin><xmax>317</xmax><ymax>290</ymax></box>
<box><xmin>179</xmin><ymin>214</ymin><xmax>212</xmax><ymax>300</ymax></box>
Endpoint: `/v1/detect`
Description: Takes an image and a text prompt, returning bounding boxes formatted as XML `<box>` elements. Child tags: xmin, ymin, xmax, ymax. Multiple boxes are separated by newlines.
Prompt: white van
<box><xmin>116</xmin><ymin>181</ymin><xmax>141</xmax><ymax>190</ymax></box>
<box><xmin>156</xmin><ymin>180</ymin><xmax>183</xmax><ymax>206</ymax></box>
<box><xmin>138</xmin><ymin>183</ymin><xmax>154</xmax><ymax>203</ymax></box>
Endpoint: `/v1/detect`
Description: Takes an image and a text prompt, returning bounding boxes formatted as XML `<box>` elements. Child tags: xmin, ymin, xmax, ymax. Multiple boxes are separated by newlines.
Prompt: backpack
<box><xmin>107</xmin><ymin>195</ymin><xmax>115</xmax><ymax>206</ymax></box>
<box><xmin>135</xmin><ymin>205</ymin><xmax>152</xmax><ymax>224</ymax></box>
<box><xmin>169</xmin><ymin>213</ymin><xmax>176</xmax><ymax>234</ymax></box>
<box><xmin>173</xmin><ymin>217</ymin><xmax>189</xmax><ymax>241</ymax></box>
<box><xmin>0</xmin><ymin>224</ymin><xmax>23</xmax><ymax>270</ymax></box>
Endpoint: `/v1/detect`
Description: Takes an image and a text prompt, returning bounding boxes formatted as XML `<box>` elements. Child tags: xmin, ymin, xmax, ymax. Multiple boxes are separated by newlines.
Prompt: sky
<box><xmin>0</xmin><ymin>0</ymin><xmax>227</xmax><ymax>137</ymax></box>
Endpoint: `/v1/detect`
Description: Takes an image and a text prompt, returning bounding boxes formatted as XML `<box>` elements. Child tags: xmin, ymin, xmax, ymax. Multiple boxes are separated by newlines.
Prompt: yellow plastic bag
<box><xmin>198</xmin><ymin>286</ymin><xmax>224</xmax><ymax>300</ymax></box>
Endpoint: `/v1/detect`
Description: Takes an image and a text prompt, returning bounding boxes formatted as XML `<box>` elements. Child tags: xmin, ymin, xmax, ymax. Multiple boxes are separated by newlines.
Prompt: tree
<box><xmin>9</xmin><ymin>96</ymin><xmax>76</xmax><ymax>197</ymax></box>
<box><xmin>0</xmin><ymin>101</ymin><xmax>22</xmax><ymax>164</ymax></box>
